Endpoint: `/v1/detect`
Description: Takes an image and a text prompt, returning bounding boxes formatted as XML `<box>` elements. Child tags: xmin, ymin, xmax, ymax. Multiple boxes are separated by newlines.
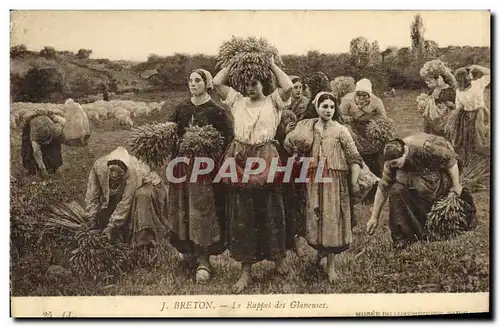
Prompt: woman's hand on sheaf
<box><xmin>269</xmin><ymin>54</ymin><xmax>276</xmax><ymax>67</ymax></box>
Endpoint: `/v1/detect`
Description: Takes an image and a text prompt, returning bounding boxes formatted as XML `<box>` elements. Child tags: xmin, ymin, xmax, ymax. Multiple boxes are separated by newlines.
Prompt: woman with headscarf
<box><xmin>418</xmin><ymin>60</ymin><xmax>457</xmax><ymax>137</ymax></box>
<box><xmin>446</xmin><ymin>64</ymin><xmax>491</xmax><ymax>161</ymax></box>
<box><xmin>339</xmin><ymin>78</ymin><xmax>390</xmax><ymax>177</ymax></box>
<box><xmin>162</xmin><ymin>68</ymin><xmax>234</xmax><ymax>284</ymax></box>
<box><xmin>85</xmin><ymin>146</ymin><xmax>169</xmax><ymax>249</ymax></box>
<box><xmin>284</xmin><ymin>91</ymin><xmax>363</xmax><ymax>283</ymax></box>
<box><xmin>366</xmin><ymin>133</ymin><xmax>477</xmax><ymax>249</ymax></box>
<box><xmin>213</xmin><ymin>55</ymin><xmax>293</xmax><ymax>294</ymax></box>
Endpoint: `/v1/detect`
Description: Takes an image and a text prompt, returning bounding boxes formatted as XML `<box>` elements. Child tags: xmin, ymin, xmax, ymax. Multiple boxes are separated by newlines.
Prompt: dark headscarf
<box><xmin>383</xmin><ymin>139</ymin><xmax>406</xmax><ymax>162</ymax></box>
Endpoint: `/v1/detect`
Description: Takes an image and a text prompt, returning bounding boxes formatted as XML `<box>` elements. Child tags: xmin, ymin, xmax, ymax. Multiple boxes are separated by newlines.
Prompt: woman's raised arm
<box><xmin>213</xmin><ymin>67</ymin><xmax>232</xmax><ymax>101</ymax></box>
<box><xmin>270</xmin><ymin>57</ymin><xmax>293</xmax><ymax>102</ymax></box>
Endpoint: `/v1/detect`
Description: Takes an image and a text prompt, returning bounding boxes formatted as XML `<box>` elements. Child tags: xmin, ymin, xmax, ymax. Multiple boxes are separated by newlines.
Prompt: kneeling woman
<box><xmin>85</xmin><ymin>146</ymin><xmax>169</xmax><ymax>248</ymax></box>
<box><xmin>366</xmin><ymin>133</ymin><xmax>477</xmax><ymax>249</ymax></box>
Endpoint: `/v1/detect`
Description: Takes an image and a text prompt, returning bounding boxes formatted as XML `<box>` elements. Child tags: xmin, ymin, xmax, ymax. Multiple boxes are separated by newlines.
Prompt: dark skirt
<box><xmin>283</xmin><ymin>182</ymin><xmax>307</xmax><ymax>240</ymax></box>
<box><xmin>223</xmin><ymin>140</ymin><xmax>291</xmax><ymax>263</ymax></box>
<box><xmin>167</xmin><ymin>160</ymin><xmax>226</xmax><ymax>256</ymax></box>
<box><xmin>226</xmin><ymin>185</ymin><xmax>288</xmax><ymax>263</ymax></box>
<box><xmin>388</xmin><ymin>180</ymin><xmax>476</xmax><ymax>247</ymax></box>
<box><xmin>446</xmin><ymin>108</ymin><xmax>489</xmax><ymax>158</ymax></box>
<box><xmin>21</xmin><ymin>119</ymin><xmax>63</xmax><ymax>176</ymax></box>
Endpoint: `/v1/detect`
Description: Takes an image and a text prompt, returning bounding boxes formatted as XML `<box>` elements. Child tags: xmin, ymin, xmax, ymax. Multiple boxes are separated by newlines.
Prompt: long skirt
<box><xmin>388</xmin><ymin>175</ymin><xmax>476</xmax><ymax>247</ymax></box>
<box><xmin>283</xmin><ymin>182</ymin><xmax>307</xmax><ymax>241</ymax></box>
<box><xmin>167</xmin><ymin>160</ymin><xmax>226</xmax><ymax>256</ymax></box>
<box><xmin>423</xmin><ymin>115</ymin><xmax>447</xmax><ymax>137</ymax></box>
<box><xmin>305</xmin><ymin>170</ymin><xmax>355</xmax><ymax>254</ymax></box>
<box><xmin>96</xmin><ymin>182</ymin><xmax>169</xmax><ymax>247</ymax></box>
<box><xmin>222</xmin><ymin>140</ymin><xmax>290</xmax><ymax>264</ymax></box>
<box><xmin>21</xmin><ymin>120</ymin><xmax>63</xmax><ymax>176</ymax></box>
<box><xmin>446</xmin><ymin>107</ymin><xmax>489</xmax><ymax>158</ymax></box>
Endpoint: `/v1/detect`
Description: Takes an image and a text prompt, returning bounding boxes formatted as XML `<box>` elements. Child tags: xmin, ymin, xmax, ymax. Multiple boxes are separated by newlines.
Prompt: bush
<box><xmin>39</xmin><ymin>46</ymin><xmax>57</xmax><ymax>59</ymax></box>
<box><xmin>76</xmin><ymin>49</ymin><xmax>92</xmax><ymax>59</ymax></box>
<box><xmin>14</xmin><ymin>67</ymin><xmax>67</xmax><ymax>102</ymax></box>
<box><xmin>10</xmin><ymin>44</ymin><xmax>28</xmax><ymax>58</ymax></box>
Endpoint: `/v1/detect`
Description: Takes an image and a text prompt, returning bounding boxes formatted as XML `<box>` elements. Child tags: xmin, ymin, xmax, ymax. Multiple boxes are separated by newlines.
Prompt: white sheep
<box><xmin>114</xmin><ymin>113</ymin><xmax>134</xmax><ymax>129</ymax></box>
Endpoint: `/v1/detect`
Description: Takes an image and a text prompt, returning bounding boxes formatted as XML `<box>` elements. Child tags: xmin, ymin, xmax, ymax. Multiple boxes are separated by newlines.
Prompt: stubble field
<box><xmin>10</xmin><ymin>89</ymin><xmax>490</xmax><ymax>296</ymax></box>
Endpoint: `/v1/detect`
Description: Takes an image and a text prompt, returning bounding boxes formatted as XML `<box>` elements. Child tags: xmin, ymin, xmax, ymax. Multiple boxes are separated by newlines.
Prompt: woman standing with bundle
<box><xmin>213</xmin><ymin>55</ymin><xmax>293</xmax><ymax>294</ymax></box>
<box><xmin>163</xmin><ymin>68</ymin><xmax>234</xmax><ymax>284</ymax></box>
<box><xmin>417</xmin><ymin>59</ymin><xmax>457</xmax><ymax>137</ymax></box>
<box><xmin>339</xmin><ymin>78</ymin><xmax>393</xmax><ymax>178</ymax></box>
<box><xmin>446</xmin><ymin>64</ymin><xmax>491</xmax><ymax>160</ymax></box>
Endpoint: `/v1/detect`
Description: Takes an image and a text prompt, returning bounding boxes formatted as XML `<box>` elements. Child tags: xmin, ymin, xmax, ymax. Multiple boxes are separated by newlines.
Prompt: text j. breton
<box><xmin>161</xmin><ymin>301</ymin><xmax>215</xmax><ymax>311</ymax></box>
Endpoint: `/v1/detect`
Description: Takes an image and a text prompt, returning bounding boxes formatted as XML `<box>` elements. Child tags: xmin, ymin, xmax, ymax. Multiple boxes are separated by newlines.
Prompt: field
<box><xmin>10</xmin><ymin>89</ymin><xmax>490</xmax><ymax>296</ymax></box>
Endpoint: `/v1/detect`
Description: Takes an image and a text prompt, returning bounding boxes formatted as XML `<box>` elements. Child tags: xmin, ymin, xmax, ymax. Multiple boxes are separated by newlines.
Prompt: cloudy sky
<box><xmin>10</xmin><ymin>10</ymin><xmax>490</xmax><ymax>61</ymax></box>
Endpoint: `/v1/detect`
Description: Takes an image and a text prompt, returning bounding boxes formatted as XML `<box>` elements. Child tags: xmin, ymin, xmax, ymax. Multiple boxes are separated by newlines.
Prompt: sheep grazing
<box><xmin>114</xmin><ymin>113</ymin><xmax>133</xmax><ymax>129</ymax></box>
<box><xmin>86</xmin><ymin>110</ymin><xmax>100</xmax><ymax>122</ymax></box>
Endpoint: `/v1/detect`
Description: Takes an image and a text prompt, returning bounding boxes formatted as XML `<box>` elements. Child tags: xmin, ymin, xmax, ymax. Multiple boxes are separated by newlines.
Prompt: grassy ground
<box><xmin>10</xmin><ymin>90</ymin><xmax>490</xmax><ymax>296</ymax></box>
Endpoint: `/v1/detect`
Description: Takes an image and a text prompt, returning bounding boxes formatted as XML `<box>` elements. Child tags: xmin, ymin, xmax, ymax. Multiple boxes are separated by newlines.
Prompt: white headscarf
<box><xmin>312</xmin><ymin>91</ymin><xmax>336</xmax><ymax>109</ymax></box>
<box><xmin>355</xmin><ymin>78</ymin><xmax>373</xmax><ymax>94</ymax></box>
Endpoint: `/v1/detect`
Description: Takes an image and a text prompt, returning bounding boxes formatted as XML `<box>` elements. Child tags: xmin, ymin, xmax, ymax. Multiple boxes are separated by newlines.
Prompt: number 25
<box><xmin>43</xmin><ymin>311</ymin><xmax>52</xmax><ymax>318</ymax></box>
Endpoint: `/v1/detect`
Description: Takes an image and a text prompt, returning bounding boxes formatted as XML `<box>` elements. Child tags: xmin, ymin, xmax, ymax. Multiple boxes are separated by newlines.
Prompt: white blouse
<box><xmin>456</xmin><ymin>75</ymin><xmax>490</xmax><ymax>111</ymax></box>
<box><xmin>222</xmin><ymin>87</ymin><xmax>291</xmax><ymax>145</ymax></box>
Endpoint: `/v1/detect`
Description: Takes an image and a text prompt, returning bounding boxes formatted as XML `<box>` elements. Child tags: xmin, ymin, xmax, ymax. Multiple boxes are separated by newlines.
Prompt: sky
<box><xmin>10</xmin><ymin>10</ymin><xmax>491</xmax><ymax>61</ymax></box>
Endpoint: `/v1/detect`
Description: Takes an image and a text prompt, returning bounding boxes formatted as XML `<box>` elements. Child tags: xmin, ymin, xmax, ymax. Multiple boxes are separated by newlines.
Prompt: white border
<box><xmin>4</xmin><ymin>1</ymin><xmax>498</xmax><ymax>325</ymax></box>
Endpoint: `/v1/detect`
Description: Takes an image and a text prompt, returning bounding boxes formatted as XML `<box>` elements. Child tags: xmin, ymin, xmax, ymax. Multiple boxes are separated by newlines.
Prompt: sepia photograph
<box><xmin>9</xmin><ymin>9</ymin><xmax>491</xmax><ymax>318</ymax></box>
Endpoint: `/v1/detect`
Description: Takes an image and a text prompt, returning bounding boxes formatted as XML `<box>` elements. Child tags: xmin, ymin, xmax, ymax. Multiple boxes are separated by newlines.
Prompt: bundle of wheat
<box><xmin>178</xmin><ymin>125</ymin><xmax>225</xmax><ymax>160</ymax></box>
<box><xmin>460</xmin><ymin>157</ymin><xmax>490</xmax><ymax>192</ymax></box>
<box><xmin>364</xmin><ymin>117</ymin><xmax>397</xmax><ymax>152</ymax></box>
<box><xmin>330</xmin><ymin>76</ymin><xmax>356</xmax><ymax>100</ymax></box>
<box><xmin>215</xmin><ymin>36</ymin><xmax>283</xmax><ymax>94</ymax></box>
<box><xmin>44</xmin><ymin>201</ymin><xmax>131</xmax><ymax>282</ymax></box>
<box><xmin>45</xmin><ymin>201</ymin><xmax>87</xmax><ymax>237</ymax></box>
<box><xmin>127</xmin><ymin>122</ymin><xmax>178</xmax><ymax>168</ymax></box>
<box><xmin>425</xmin><ymin>192</ymin><xmax>474</xmax><ymax>239</ymax></box>
<box><xmin>69</xmin><ymin>228</ymin><xmax>131</xmax><ymax>282</ymax></box>
<box><xmin>215</xmin><ymin>36</ymin><xmax>283</xmax><ymax>70</ymax></box>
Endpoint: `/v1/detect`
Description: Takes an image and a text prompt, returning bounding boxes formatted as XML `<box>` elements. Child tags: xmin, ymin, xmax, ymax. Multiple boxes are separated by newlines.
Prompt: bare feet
<box><xmin>326</xmin><ymin>254</ymin><xmax>340</xmax><ymax>284</ymax></box>
<box><xmin>232</xmin><ymin>271</ymin><xmax>250</xmax><ymax>294</ymax></box>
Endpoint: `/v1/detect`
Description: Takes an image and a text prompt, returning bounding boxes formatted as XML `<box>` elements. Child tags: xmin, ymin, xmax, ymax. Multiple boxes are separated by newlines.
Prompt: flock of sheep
<box><xmin>10</xmin><ymin>99</ymin><xmax>166</xmax><ymax>130</ymax></box>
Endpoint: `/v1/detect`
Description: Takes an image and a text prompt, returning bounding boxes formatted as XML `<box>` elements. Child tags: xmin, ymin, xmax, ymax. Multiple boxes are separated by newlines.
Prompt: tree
<box><xmin>369</xmin><ymin>41</ymin><xmax>382</xmax><ymax>65</ymax></box>
<box><xmin>39</xmin><ymin>46</ymin><xmax>57</xmax><ymax>59</ymax></box>
<box><xmin>10</xmin><ymin>44</ymin><xmax>27</xmax><ymax>58</ymax></box>
<box><xmin>349</xmin><ymin>36</ymin><xmax>371</xmax><ymax>68</ymax></box>
<box><xmin>306</xmin><ymin>50</ymin><xmax>322</xmax><ymax>72</ymax></box>
<box><xmin>423</xmin><ymin>40</ymin><xmax>439</xmax><ymax>58</ymax></box>
<box><xmin>410</xmin><ymin>14</ymin><xmax>425</xmax><ymax>60</ymax></box>
<box><xmin>76</xmin><ymin>49</ymin><xmax>92</xmax><ymax>59</ymax></box>
<box><xmin>147</xmin><ymin>53</ymin><xmax>162</xmax><ymax>63</ymax></box>
<box><xmin>15</xmin><ymin>67</ymin><xmax>66</xmax><ymax>102</ymax></box>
